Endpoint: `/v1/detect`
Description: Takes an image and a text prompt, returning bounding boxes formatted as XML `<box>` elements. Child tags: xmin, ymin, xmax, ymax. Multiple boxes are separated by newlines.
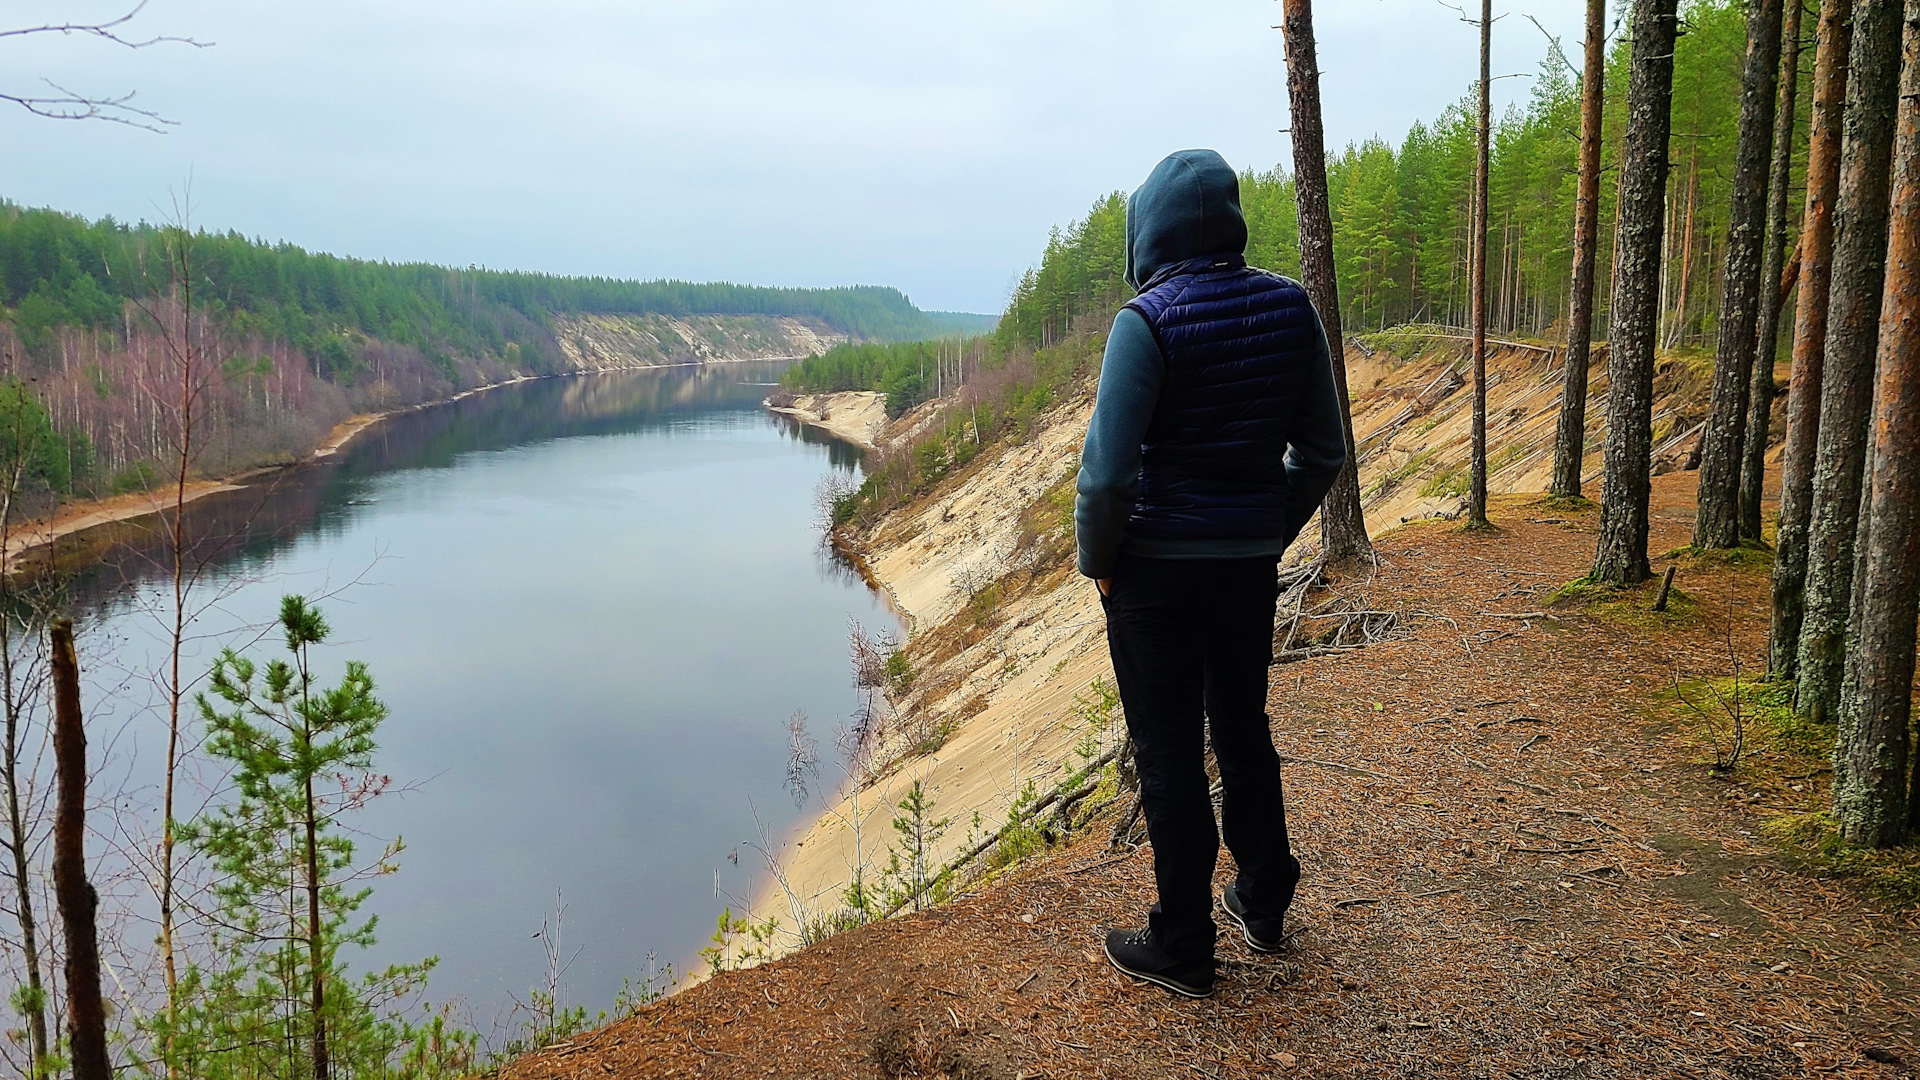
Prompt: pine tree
<box><xmin>1832</xmin><ymin>0</ymin><xmax>1919</xmax><ymax>848</ymax></box>
<box><xmin>1739</xmin><ymin>0</ymin><xmax>1809</xmax><ymax>540</ymax></box>
<box><xmin>1551</xmin><ymin>0</ymin><xmax>1610</xmax><ymax>502</ymax></box>
<box><xmin>1593</xmin><ymin>0</ymin><xmax>1683</xmax><ymax>586</ymax></box>
<box><xmin>1467</xmin><ymin>0</ymin><xmax>1494</xmax><ymax>529</ymax></box>
<box><xmin>159</xmin><ymin>595</ymin><xmax>464</xmax><ymax>1080</ymax></box>
<box><xmin>1771</xmin><ymin>0</ymin><xmax>1854</xmax><ymax>675</ymax></box>
<box><xmin>1694</xmin><ymin>0</ymin><xmax>1786</xmax><ymax>548</ymax></box>
<box><xmin>1282</xmin><ymin>0</ymin><xmax>1373</xmax><ymax>564</ymax></box>
<box><xmin>1794</xmin><ymin>0</ymin><xmax>1904</xmax><ymax>724</ymax></box>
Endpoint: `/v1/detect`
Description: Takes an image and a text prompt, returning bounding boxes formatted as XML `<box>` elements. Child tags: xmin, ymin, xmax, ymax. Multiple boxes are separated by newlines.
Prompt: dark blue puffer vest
<box><xmin>1122</xmin><ymin>255</ymin><xmax>1323</xmax><ymax>541</ymax></box>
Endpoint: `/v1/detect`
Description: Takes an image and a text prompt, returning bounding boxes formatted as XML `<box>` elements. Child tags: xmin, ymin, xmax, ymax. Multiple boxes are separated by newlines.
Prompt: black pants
<box><xmin>1100</xmin><ymin>551</ymin><xmax>1301</xmax><ymax>962</ymax></box>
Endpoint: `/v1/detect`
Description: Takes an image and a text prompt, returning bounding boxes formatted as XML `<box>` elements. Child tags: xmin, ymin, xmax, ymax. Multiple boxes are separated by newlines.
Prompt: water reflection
<box><xmin>56</xmin><ymin>362</ymin><xmax>862</xmax><ymax>604</ymax></box>
<box><xmin>54</xmin><ymin>361</ymin><xmax>896</xmax><ymax>1027</ymax></box>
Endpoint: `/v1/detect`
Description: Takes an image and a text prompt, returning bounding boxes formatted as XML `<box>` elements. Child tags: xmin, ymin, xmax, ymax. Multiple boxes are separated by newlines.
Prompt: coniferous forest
<box><xmin>3</xmin><ymin>0</ymin><xmax>1920</xmax><ymax>1075</ymax></box>
<box><xmin>0</xmin><ymin>202</ymin><xmax>983</xmax><ymax>506</ymax></box>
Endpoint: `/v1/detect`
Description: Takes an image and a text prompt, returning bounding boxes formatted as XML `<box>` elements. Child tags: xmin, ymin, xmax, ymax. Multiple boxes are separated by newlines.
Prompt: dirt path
<box><xmin>500</xmin><ymin>470</ymin><xmax>1918</xmax><ymax>1080</ymax></box>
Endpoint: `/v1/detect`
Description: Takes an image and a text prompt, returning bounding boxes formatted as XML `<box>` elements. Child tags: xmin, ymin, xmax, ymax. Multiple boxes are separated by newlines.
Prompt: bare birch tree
<box><xmin>1593</xmin><ymin>0</ymin><xmax>1682</xmax><ymax>586</ymax></box>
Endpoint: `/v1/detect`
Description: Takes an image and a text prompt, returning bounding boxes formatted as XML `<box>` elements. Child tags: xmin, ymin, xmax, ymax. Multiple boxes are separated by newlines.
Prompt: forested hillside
<box><xmin>0</xmin><ymin>201</ymin><xmax>987</xmax><ymax>507</ymax></box>
<box><xmin>783</xmin><ymin>0</ymin><xmax>1770</xmax><ymax>435</ymax></box>
<box><xmin>991</xmin><ymin>0</ymin><xmax>1781</xmax><ymax>348</ymax></box>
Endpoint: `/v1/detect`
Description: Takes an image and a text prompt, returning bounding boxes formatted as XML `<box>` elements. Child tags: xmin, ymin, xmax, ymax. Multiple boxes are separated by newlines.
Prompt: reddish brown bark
<box><xmin>1740</xmin><ymin>0</ymin><xmax>1808</xmax><ymax>539</ymax></box>
<box><xmin>1770</xmin><ymin>0</ymin><xmax>1853</xmax><ymax>675</ymax></box>
<box><xmin>50</xmin><ymin>619</ymin><xmax>109</xmax><ymax>1080</ymax></box>
<box><xmin>1795</xmin><ymin>0</ymin><xmax>1904</xmax><ymax>724</ymax></box>
<box><xmin>1833</xmin><ymin>0</ymin><xmax>1920</xmax><ymax>849</ymax></box>
<box><xmin>1551</xmin><ymin>0</ymin><xmax>1610</xmax><ymax>501</ymax></box>
<box><xmin>1282</xmin><ymin>0</ymin><xmax>1372</xmax><ymax>562</ymax></box>
<box><xmin>1696</xmin><ymin>0</ymin><xmax>1786</xmax><ymax>547</ymax></box>
<box><xmin>1468</xmin><ymin>0</ymin><xmax>1492</xmax><ymax>528</ymax></box>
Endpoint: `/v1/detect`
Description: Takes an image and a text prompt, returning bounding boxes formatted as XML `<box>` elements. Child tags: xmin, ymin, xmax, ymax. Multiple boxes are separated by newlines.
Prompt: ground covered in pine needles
<box><xmin>497</xmin><ymin>474</ymin><xmax>1919</xmax><ymax>1080</ymax></box>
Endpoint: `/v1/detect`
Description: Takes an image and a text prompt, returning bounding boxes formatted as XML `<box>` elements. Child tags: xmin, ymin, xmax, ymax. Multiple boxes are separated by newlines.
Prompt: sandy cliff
<box><xmin>552</xmin><ymin>313</ymin><xmax>847</xmax><ymax>370</ymax></box>
<box><xmin>754</xmin><ymin>336</ymin><xmax>1755</xmax><ymax>947</ymax></box>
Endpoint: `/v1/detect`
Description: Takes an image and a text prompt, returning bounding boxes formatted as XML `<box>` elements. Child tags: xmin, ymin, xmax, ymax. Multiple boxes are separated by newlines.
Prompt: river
<box><xmin>63</xmin><ymin>362</ymin><xmax>894</xmax><ymax>1031</ymax></box>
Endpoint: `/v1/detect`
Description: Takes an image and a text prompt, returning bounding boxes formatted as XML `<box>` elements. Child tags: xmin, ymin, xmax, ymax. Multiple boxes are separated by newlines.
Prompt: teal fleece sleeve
<box><xmin>1074</xmin><ymin>308</ymin><xmax>1163</xmax><ymax>578</ymax></box>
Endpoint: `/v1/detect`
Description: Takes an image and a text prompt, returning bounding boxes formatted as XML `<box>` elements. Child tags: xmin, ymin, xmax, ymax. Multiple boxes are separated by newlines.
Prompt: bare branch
<box><xmin>1</xmin><ymin>81</ymin><xmax>176</xmax><ymax>132</ymax></box>
<box><xmin>1</xmin><ymin>2</ymin><xmax>209</xmax><ymax>133</ymax></box>
<box><xmin>0</xmin><ymin>2</ymin><xmax>209</xmax><ymax>49</ymax></box>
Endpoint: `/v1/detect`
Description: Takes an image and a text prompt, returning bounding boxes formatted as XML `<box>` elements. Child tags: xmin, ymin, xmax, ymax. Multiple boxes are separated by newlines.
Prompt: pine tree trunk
<box><xmin>1552</xmin><ymin>0</ymin><xmax>1609</xmax><ymax>501</ymax></box>
<box><xmin>1833</xmin><ymin>0</ymin><xmax>1920</xmax><ymax>847</ymax></box>
<box><xmin>1696</xmin><ymin>0</ymin><xmax>1787</xmax><ymax>548</ymax></box>
<box><xmin>1665</xmin><ymin>154</ymin><xmax>1702</xmax><ymax>348</ymax></box>
<box><xmin>1772</xmin><ymin>0</ymin><xmax>1854</xmax><ymax>675</ymax></box>
<box><xmin>1795</xmin><ymin>0</ymin><xmax>1904</xmax><ymax>724</ymax></box>
<box><xmin>1468</xmin><ymin>0</ymin><xmax>1493</xmax><ymax>529</ymax></box>
<box><xmin>1594</xmin><ymin>0</ymin><xmax>1683</xmax><ymax>586</ymax></box>
<box><xmin>1282</xmin><ymin>0</ymin><xmax>1373</xmax><ymax>562</ymax></box>
<box><xmin>305</xmin><ymin>775</ymin><xmax>331</xmax><ymax>1080</ymax></box>
<box><xmin>50</xmin><ymin>619</ymin><xmax>109</xmax><ymax>1080</ymax></box>
<box><xmin>1741</xmin><ymin>0</ymin><xmax>1809</xmax><ymax>539</ymax></box>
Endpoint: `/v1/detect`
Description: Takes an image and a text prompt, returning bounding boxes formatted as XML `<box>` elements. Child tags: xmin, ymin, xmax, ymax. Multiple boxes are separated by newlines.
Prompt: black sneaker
<box><xmin>1221</xmin><ymin>882</ymin><xmax>1287</xmax><ymax>953</ymax></box>
<box><xmin>1103</xmin><ymin>928</ymin><xmax>1215</xmax><ymax>998</ymax></box>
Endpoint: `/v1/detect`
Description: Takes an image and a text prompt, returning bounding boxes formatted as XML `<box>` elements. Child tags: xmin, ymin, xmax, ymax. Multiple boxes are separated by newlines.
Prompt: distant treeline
<box><xmin>0</xmin><ymin>201</ymin><xmax>987</xmax><ymax>367</ymax></box>
<box><xmin>0</xmin><ymin>201</ymin><xmax>990</xmax><ymax>504</ymax></box>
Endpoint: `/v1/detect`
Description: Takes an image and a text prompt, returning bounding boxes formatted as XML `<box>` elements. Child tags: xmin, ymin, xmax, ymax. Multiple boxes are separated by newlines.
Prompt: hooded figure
<box><xmin>1076</xmin><ymin>149</ymin><xmax>1345</xmax><ymax>998</ymax></box>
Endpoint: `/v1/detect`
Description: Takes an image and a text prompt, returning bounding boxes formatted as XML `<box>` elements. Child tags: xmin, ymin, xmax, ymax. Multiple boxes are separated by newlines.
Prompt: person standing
<box><xmin>1076</xmin><ymin>149</ymin><xmax>1347</xmax><ymax>998</ymax></box>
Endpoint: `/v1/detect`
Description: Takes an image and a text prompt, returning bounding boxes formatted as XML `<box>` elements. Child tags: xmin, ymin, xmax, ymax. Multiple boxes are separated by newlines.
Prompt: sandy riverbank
<box><xmin>765</xmin><ymin>391</ymin><xmax>889</xmax><ymax>451</ymax></box>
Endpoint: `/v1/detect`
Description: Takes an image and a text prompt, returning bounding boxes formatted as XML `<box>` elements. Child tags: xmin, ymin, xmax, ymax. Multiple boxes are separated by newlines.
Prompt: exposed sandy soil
<box><xmin>499</xmin><ymin>474</ymin><xmax>1919</xmax><ymax>1079</ymax></box>
<box><xmin>555</xmin><ymin>314</ymin><xmax>846</xmax><ymax>370</ymax></box>
<box><xmin>768</xmin><ymin>392</ymin><xmax>893</xmax><ymax>452</ymax></box>
<box><xmin>755</xmin><ymin>342</ymin><xmax>1773</xmax><ymax>956</ymax></box>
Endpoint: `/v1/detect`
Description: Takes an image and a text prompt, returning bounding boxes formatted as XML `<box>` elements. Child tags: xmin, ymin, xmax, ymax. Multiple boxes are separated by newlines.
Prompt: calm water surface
<box><xmin>72</xmin><ymin>362</ymin><xmax>892</xmax><ymax>1022</ymax></box>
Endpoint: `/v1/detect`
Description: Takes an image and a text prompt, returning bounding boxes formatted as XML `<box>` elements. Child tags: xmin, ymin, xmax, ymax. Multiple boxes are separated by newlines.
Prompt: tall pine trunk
<box><xmin>1772</xmin><ymin>0</ymin><xmax>1854</xmax><ymax>674</ymax></box>
<box><xmin>1593</xmin><ymin>0</ymin><xmax>1683</xmax><ymax>586</ymax></box>
<box><xmin>1552</xmin><ymin>0</ymin><xmax>1609</xmax><ymax>501</ymax></box>
<box><xmin>1282</xmin><ymin>0</ymin><xmax>1373</xmax><ymax>562</ymax></box>
<box><xmin>1834</xmin><ymin>0</ymin><xmax>1920</xmax><ymax>848</ymax></box>
<box><xmin>1741</xmin><ymin>0</ymin><xmax>1809</xmax><ymax>539</ymax></box>
<box><xmin>1696</xmin><ymin>0</ymin><xmax>1787</xmax><ymax>547</ymax></box>
<box><xmin>1666</xmin><ymin>155</ymin><xmax>1701</xmax><ymax>348</ymax></box>
<box><xmin>1795</xmin><ymin>0</ymin><xmax>1904</xmax><ymax>724</ymax></box>
<box><xmin>50</xmin><ymin>619</ymin><xmax>109</xmax><ymax>1080</ymax></box>
<box><xmin>1468</xmin><ymin>0</ymin><xmax>1493</xmax><ymax>528</ymax></box>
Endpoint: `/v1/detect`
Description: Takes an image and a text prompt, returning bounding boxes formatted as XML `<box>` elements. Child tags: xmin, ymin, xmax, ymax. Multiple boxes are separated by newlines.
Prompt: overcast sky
<box><xmin>2</xmin><ymin>1</ymin><xmax>1597</xmax><ymax>314</ymax></box>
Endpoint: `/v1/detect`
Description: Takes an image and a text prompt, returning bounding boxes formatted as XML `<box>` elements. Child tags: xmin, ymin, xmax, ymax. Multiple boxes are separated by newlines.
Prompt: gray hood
<box><xmin>1124</xmin><ymin>149</ymin><xmax>1250</xmax><ymax>292</ymax></box>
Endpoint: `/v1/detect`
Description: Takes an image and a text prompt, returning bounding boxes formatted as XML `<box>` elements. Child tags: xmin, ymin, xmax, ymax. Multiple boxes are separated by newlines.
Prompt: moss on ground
<box><xmin>1660</xmin><ymin>540</ymin><xmax>1775</xmax><ymax>569</ymax></box>
<box><xmin>1764</xmin><ymin>813</ymin><xmax>1920</xmax><ymax>911</ymax></box>
<box><xmin>1547</xmin><ymin>574</ymin><xmax>1701</xmax><ymax>628</ymax></box>
<box><xmin>1531</xmin><ymin>492</ymin><xmax>1597</xmax><ymax>513</ymax></box>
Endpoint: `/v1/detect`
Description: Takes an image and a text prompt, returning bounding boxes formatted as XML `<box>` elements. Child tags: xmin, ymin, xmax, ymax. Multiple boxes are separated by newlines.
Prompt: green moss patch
<box><xmin>1763</xmin><ymin>813</ymin><xmax>1920</xmax><ymax>912</ymax></box>
<box><xmin>1547</xmin><ymin>574</ymin><xmax>1701</xmax><ymax>629</ymax></box>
